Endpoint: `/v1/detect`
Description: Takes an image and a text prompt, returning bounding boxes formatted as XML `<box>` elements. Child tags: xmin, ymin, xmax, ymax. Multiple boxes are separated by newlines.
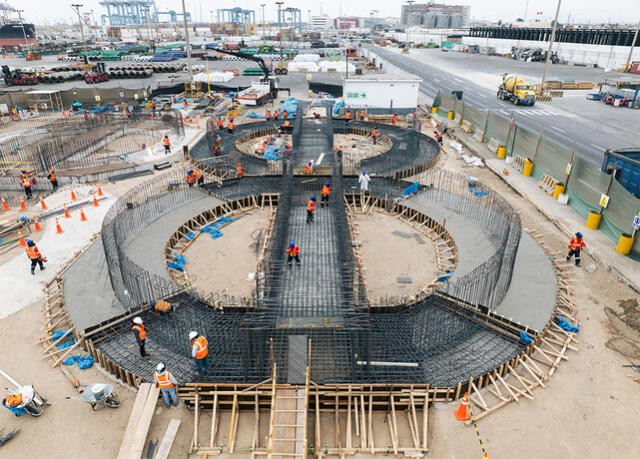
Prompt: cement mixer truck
<box><xmin>497</xmin><ymin>74</ymin><xmax>536</xmax><ymax>106</ymax></box>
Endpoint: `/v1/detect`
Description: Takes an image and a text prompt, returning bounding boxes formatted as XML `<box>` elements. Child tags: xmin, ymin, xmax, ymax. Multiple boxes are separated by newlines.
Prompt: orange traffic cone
<box><xmin>97</xmin><ymin>186</ymin><xmax>104</xmax><ymax>197</ymax></box>
<box><xmin>55</xmin><ymin>218</ymin><xmax>64</xmax><ymax>234</ymax></box>
<box><xmin>92</xmin><ymin>195</ymin><xmax>100</xmax><ymax>207</ymax></box>
<box><xmin>2</xmin><ymin>197</ymin><xmax>10</xmax><ymax>211</ymax></box>
<box><xmin>79</xmin><ymin>206</ymin><xmax>87</xmax><ymax>222</ymax></box>
<box><xmin>454</xmin><ymin>394</ymin><xmax>470</xmax><ymax>421</ymax></box>
<box><xmin>19</xmin><ymin>197</ymin><xmax>27</xmax><ymax>210</ymax></box>
<box><xmin>40</xmin><ymin>198</ymin><xmax>48</xmax><ymax>210</ymax></box>
<box><xmin>18</xmin><ymin>230</ymin><xmax>26</xmax><ymax>247</ymax></box>
<box><xmin>34</xmin><ymin>217</ymin><xmax>42</xmax><ymax>232</ymax></box>
<box><xmin>64</xmin><ymin>203</ymin><xmax>71</xmax><ymax>218</ymax></box>
<box><xmin>70</xmin><ymin>187</ymin><xmax>77</xmax><ymax>201</ymax></box>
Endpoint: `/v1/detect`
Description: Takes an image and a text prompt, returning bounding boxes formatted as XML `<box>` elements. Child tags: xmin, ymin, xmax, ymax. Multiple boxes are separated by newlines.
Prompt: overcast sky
<box><xmin>15</xmin><ymin>0</ymin><xmax>639</xmax><ymax>26</ymax></box>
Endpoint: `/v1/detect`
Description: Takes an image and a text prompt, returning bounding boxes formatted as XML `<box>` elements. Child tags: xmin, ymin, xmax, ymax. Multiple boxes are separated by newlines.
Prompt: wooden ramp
<box><xmin>267</xmin><ymin>366</ymin><xmax>310</xmax><ymax>459</ymax></box>
<box><xmin>117</xmin><ymin>382</ymin><xmax>160</xmax><ymax>459</ymax></box>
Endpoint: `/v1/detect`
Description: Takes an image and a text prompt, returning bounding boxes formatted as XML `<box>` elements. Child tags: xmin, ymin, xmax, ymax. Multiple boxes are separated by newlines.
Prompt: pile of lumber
<box><xmin>117</xmin><ymin>383</ymin><xmax>160</xmax><ymax>459</ymax></box>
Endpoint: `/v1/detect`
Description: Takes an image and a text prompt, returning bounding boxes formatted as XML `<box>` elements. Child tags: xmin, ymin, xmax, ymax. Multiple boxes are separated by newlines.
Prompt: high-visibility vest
<box><xmin>287</xmin><ymin>245</ymin><xmax>299</xmax><ymax>256</ymax></box>
<box><xmin>193</xmin><ymin>169</ymin><xmax>202</xmax><ymax>180</ymax></box>
<box><xmin>236</xmin><ymin>165</ymin><xmax>245</xmax><ymax>177</ymax></box>
<box><xmin>274</xmin><ymin>111</ymin><xmax>280</xmax><ymax>119</ymax></box>
<box><xmin>132</xmin><ymin>324</ymin><xmax>147</xmax><ymax>340</ymax></box>
<box><xmin>307</xmin><ymin>201</ymin><xmax>315</xmax><ymax>212</ymax></box>
<box><xmin>154</xmin><ymin>300</ymin><xmax>171</xmax><ymax>312</ymax></box>
<box><xmin>26</xmin><ymin>246</ymin><xmax>40</xmax><ymax>259</ymax></box>
<box><xmin>163</xmin><ymin>137</ymin><xmax>170</xmax><ymax>146</ymax></box>
<box><xmin>568</xmin><ymin>238</ymin><xmax>585</xmax><ymax>251</ymax></box>
<box><xmin>48</xmin><ymin>173</ymin><xmax>56</xmax><ymax>181</ymax></box>
<box><xmin>372</xmin><ymin>129</ymin><xmax>379</xmax><ymax>137</ymax></box>
<box><xmin>216</xmin><ymin>120</ymin><xmax>224</xmax><ymax>128</ymax></box>
<box><xmin>154</xmin><ymin>370</ymin><xmax>174</xmax><ymax>388</ymax></box>
<box><xmin>304</xmin><ymin>165</ymin><xmax>312</xmax><ymax>174</ymax></box>
<box><xmin>282</xmin><ymin>111</ymin><xmax>288</xmax><ymax>119</ymax></box>
<box><xmin>265</xmin><ymin>111</ymin><xmax>271</xmax><ymax>118</ymax></box>
<box><xmin>322</xmin><ymin>185</ymin><xmax>331</xmax><ymax>196</ymax></box>
<box><xmin>228</xmin><ymin>122</ymin><xmax>234</xmax><ymax>130</ymax></box>
<box><xmin>193</xmin><ymin>336</ymin><xmax>208</xmax><ymax>359</ymax></box>
<box><xmin>22</xmin><ymin>177</ymin><xmax>31</xmax><ymax>188</ymax></box>
<box><xmin>186</xmin><ymin>173</ymin><xmax>196</xmax><ymax>184</ymax></box>
<box><xmin>345</xmin><ymin>111</ymin><xmax>351</xmax><ymax>119</ymax></box>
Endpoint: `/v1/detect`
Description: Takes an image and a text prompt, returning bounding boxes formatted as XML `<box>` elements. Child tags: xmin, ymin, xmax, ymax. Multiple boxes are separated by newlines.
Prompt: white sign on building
<box><xmin>344</xmin><ymin>74</ymin><xmax>422</xmax><ymax>110</ymax></box>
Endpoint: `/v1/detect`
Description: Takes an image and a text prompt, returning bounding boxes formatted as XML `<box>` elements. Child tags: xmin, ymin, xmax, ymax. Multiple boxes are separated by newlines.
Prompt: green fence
<box><xmin>433</xmin><ymin>89</ymin><xmax>640</xmax><ymax>260</ymax></box>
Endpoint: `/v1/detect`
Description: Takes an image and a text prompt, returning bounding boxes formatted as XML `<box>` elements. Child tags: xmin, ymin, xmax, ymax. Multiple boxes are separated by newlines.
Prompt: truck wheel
<box><xmin>280</xmin><ymin>68</ymin><xmax>288</xmax><ymax>75</ymax></box>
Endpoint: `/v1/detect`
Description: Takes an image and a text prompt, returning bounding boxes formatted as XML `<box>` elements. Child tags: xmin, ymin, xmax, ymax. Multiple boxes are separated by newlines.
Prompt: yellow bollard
<box><xmin>497</xmin><ymin>146</ymin><xmax>506</xmax><ymax>159</ymax></box>
<box><xmin>447</xmin><ymin>111</ymin><xmax>455</xmax><ymax>120</ymax></box>
<box><xmin>615</xmin><ymin>233</ymin><xmax>635</xmax><ymax>254</ymax></box>
<box><xmin>431</xmin><ymin>106</ymin><xmax>438</xmax><ymax>114</ymax></box>
<box><xmin>585</xmin><ymin>211</ymin><xmax>602</xmax><ymax>229</ymax></box>
<box><xmin>552</xmin><ymin>183</ymin><xmax>566</xmax><ymax>200</ymax></box>
<box><xmin>522</xmin><ymin>159</ymin><xmax>533</xmax><ymax>176</ymax></box>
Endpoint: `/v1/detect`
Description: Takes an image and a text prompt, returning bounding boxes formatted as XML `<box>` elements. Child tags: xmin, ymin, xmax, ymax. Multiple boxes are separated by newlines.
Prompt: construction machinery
<box><xmin>497</xmin><ymin>73</ymin><xmax>536</xmax><ymax>106</ymax></box>
<box><xmin>1</xmin><ymin>66</ymin><xmax>38</xmax><ymax>86</ymax></box>
<box><xmin>84</xmin><ymin>63</ymin><xmax>110</xmax><ymax>84</ymax></box>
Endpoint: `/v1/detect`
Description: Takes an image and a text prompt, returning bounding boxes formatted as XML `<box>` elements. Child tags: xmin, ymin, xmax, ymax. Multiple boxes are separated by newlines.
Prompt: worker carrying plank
<box><xmin>566</xmin><ymin>232</ymin><xmax>586</xmax><ymax>267</ymax></box>
<box><xmin>321</xmin><ymin>181</ymin><xmax>331</xmax><ymax>207</ymax></box>
<box><xmin>287</xmin><ymin>242</ymin><xmax>300</xmax><ymax>267</ymax></box>
<box><xmin>189</xmin><ymin>331</ymin><xmax>209</xmax><ymax>376</ymax></box>
<box><xmin>25</xmin><ymin>239</ymin><xmax>46</xmax><ymax>275</ymax></box>
<box><xmin>154</xmin><ymin>363</ymin><xmax>179</xmax><ymax>408</ymax></box>
<box><xmin>306</xmin><ymin>196</ymin><xmax>316</xmax><ymax>224</ymax></box>
<box><xmin>132</xmin><ymin>317</ymin><xmax>148</xmax><ymax>358</ymax></box>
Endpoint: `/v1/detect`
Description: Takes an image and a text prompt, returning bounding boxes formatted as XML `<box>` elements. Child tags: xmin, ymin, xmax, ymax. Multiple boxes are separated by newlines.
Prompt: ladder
<box><xmin>267</xmin><ymin>364</ymin><xmax>310</xmax><ymax>459</ymax></box>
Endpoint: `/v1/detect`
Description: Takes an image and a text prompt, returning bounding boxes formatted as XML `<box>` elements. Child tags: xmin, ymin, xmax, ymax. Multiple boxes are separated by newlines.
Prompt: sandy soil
<box><xmin>183</xmin><ymin>209</ymin><xmax>271</xmax><ymax>300</ymax></box>
<box><xmin>334</xmin><ymin>133</ymin><xmax>389</xmax><ymax>161</ymax></box>
<box><xmin>353</xmin><ymin>211</ymin><xmax>438</xmax><ymax>303</ymax></box>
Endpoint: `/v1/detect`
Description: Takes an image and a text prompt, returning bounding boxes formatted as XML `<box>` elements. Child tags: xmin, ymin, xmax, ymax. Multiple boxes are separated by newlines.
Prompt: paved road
<box><xmin>365</xmin><ymin>45</ymin><xmax>637</xmax><ymax>165</ymax></box>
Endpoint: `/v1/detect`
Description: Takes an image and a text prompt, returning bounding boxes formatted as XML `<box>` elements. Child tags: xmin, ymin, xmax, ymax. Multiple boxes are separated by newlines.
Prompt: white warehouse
<box><xmin>343</xmin><ymin>74</ymin><xmax>422</xmax><ymax>110</ymax></box>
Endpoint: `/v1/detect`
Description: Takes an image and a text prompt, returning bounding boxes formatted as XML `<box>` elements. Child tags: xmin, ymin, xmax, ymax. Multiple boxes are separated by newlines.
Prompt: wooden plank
<box><xmin>129</xmin><ymin>385</ymin><xmax>160</xmax><ymax>458</ymax></box>
<box><xmin>209</xmin><ymin>393</ymin><xmax>218</xmax><ymax>448</ymax></box>
<box><xmin>155</xmin><ymin>419</ymin><xmax>182</xmax><ymax>459</ymax></box>
<box><xmin>116</xmin><ymin>383</ymin><xmax>152</xmax><ymax>459</ymax></box>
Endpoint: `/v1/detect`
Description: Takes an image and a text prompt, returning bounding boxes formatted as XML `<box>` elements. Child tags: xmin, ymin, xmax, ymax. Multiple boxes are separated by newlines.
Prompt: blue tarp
<box><xmin>332</xmin><ymin>99</ymin><xmax>345</xmax><ymax>115</ymax></box>
<box><xmin>401</xmin><ymin>182</ymin><xmax>420</xmax><ymax>198</ymax></box>
<box><xmin>554</xmin><ymin>315</ymin><xmax>580</xmax><ymax>333</ymax></box>
<box><xmin>52</xmin><ymin>329</ymin><xmax>75</xmax><ymax>350</ymax></box>
<box><xmin>262</xmin><ymin>146</ymin><xmax>281</xmax><ymax>161</ymax></box>
<box><xmin>62</xmin><ymin>355</ymin><xmax>95</xmax><ymax>369</ymax></box>
<box><xmin>278</xmin><ymin>97</ymin><xmax>298</xmax><ymax>118</ymax></box>
<box><xmin>168</xmin><ymin>253</ymin><xmax>186</xmax><ymax>271</ymax></box>
<box><xmin>437</xmin><ymin>270</ymin><xmax>453</xmax><ymax>282</ymax></box>
<box><xmin>469</xmin><ymin>185</ymin><xmax>488</xmax><ymax>197</ymax></box>
<box><xmin>519</xmin><ymin>332</ymin><xmax>534</xmax><ymax>344</ymax></box>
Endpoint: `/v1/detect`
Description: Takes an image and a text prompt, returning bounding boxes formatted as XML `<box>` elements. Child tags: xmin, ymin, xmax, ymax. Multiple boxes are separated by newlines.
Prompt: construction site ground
<box><xmin>1</xmin><ymin>113</ymin><xmax>639</xmax><ymax>458</ymax></box>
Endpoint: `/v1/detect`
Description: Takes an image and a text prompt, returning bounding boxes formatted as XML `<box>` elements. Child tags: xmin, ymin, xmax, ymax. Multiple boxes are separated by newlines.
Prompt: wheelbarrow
<box><xmin>65</xmin><ymin>383</ymin><xmax>121</xmax><ymax>411</ymax></box>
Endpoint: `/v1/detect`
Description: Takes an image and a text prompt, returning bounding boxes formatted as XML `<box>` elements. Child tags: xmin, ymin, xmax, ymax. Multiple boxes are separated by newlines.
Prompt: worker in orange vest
<box><xmin>434</xmin><ymin>130</ymin><xmax>443</xmax><ymax>146</ymax></box>
<box><xmin>189</xmin><ymin>331</ymin><xmax>209</xmax><ymax>375</ymax></box>
<box><xmin>20</xmin><ymin>171</ymin><xmax>32</xmax><ymax>199</ymax></box>
<box><xmin>566</xmin><ymin>232</ymin><xmax>586</xmax><ymax>267</ymax></box>
<box><xmin>162</xmin><ymin>135</ymin><xmax>171</xmax><ymax>154</ymax></box>
<box><xmin>265</xmin><ymin>109</ymin><xmax>271</xmax><ymax>121</ymax></box>
<box><xmin>228</xmin><ymin>113</ymin><xmax>236</xmax><ymax>123</ymax></box>
<box><xmin>154</xmin><ymin>363</ymin><xmax>179</xmax><ymax>407</ymax></box>
<box><xmin>287</xmin><ymin>242</ymin><xmax>300</xmax><ymax>266</ymax></box>
<box><xmin>151</xmin><ymin>299</ymin><xmax>175</xmax><ymax>314</ymax></box>
<box><xmin>186</xmin><ymin>169</ymin><xmax>197</xmax><ymax>187</ymax></box>
<box><xmin>192</xmin><ymin>168</ymin><xmax>204</xmax><ymax>186</ymax></box>
<box><xmin>359</xmin><ymin>109</ymin><xmax>366</xmax><ymax>120</ymax></box>
<box><xmin>345</xmin><ymin>110</ymin><xmax>351</xmax><ymax>122</ymax></box>
<box><xmin>304</xmin><ymin>161</ymin><xmax>313</xmax><ymax>175</ymax></box>
<box><xmin>321</xmin><ymin>181</ymin><xmax>331</xmax><ymax>207</ymax></box>
<box><xmin>47</xmin><ymin>168</ymin><xmax>58</xmax><ymax>191</ymax></box>
<box><xmin>274</xmin><ymin>109</ymin><xmax>280</xmax><ymax>120</ymax></box>
<box><xmin>216</xmin><ymin>118</ymin><xmax>224</xmax><ymax>131</ymax></box>
<box><xmin>236</xmin><ymin>162</ymin><xmax>245</xmax><ymax>178</ymax></box>
<box><xmin>132</xmin><ymin>317</ymin><xmax>148</xmax><ymax>358</ymax></box>
<box><xmin>282</xmin><ymin>110</ymin><xmax>289</xmax><ymax>120</ymax></box>
<box><xmin>227</xmin><ymin>121</ymin><xmax>235</xmax><ymax>134</ymax></box>
<box><xmin>392</xmin><ymin>113</ymin><xmax>398</xmax><ymax>126</ymax></box>
<box><xmin>25</xmin><ymin>239</ymin><xmax>46</xmax><ymax>275</ymax></box>
<box><xmin>371</xmin><ymin>127</ymin><xmax>379</xmax><ymax>145</ymax></box>
<box><xmin>306</xmin><ymin>195</ymin><xmax>316</xmax><ymax>223</ymax></box>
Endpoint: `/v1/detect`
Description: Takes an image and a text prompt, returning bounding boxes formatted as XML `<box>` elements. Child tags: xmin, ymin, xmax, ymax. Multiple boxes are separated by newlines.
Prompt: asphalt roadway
<box><xmin>365</xmin><ymin>45</ymin><xmax>640</xmax><ymax>165</ymax></box>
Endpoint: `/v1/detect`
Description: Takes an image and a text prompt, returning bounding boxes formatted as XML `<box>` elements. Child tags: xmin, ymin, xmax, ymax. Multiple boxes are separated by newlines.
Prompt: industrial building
<box><xmin>401</xmin><ymin>2</ymin><xmax>470</xmax><ymax>28</ymax></box>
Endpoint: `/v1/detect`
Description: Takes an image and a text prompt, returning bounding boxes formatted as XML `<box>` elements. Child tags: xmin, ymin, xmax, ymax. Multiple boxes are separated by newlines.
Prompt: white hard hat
<box><xmin>189</xmin><ymin>331</ymin><xmax>198</xmax><ymax>340</ymax></box>
<box><xmin>133</xmin><ymin>317</ymin><xmax>143</xmax><ymax>324</ymax></box>
<box><xmin>156</xmin><ymin>363</ymin><xmax>165</xmax><ymax>372</ymax></box>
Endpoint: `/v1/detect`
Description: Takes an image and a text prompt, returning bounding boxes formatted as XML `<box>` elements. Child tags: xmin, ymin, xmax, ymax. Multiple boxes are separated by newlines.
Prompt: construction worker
<box><xmin>193</xmin><ymin>168</ymin><xmax>204</xmax><ymax>186</ymax></box>
<box><xmin>371</xmin><ymin>127</ymin><xmax>379</xmax><ymax>145</ymax></box>
<box><xmin>150</xmin><ymin>299</ymin><xmax>175</xmax><ymax>314</ymax></box>
<box><xmin>216</xmin><ymin>118</ymin><xmax>224</xmax><ymax>131</ymax></box>
<box><xmin>306</xmin><ymin>196</ymin><xmax>316</xmax><ymax>223</ymax></box>
<box><xmin>213</xmin><ymin>135</ymin><xmax>222</xmax><ymax>147</ymax></box>
<box><xmin>236</xmin><ymin>162</ymin><xmax>245</xmax><ymax>178</ymax></box>
<box><xmin>20</xmin><ymin>171</ymin><xmax>32</xmax><ymax>199</ymax></box>
<box><xmin>359</xmin><ymin>109</ymin><xmax>366</xmax><ymax>120</ymax></box>
<box><xmin>282</xmin><ymin>109</ymin><xmax>289</xmax><ymax>120</ymax></box>
<box><xmin>186</xmin><ymin>170</ymin><xmax>197</xmax><ymax>187</ymax></box>
<box><xmin>189</xmin><ymin>331</ymin><xmax>209</xmax><ymax>375</ymax></box>
<box><xmin>434</xmin><ymin>130</ymin><xmax>443</xmax><ymax>146</ymax></box>
<box><xmin>392</xmin><ymin>113</ymin><xmax>398</xmax><ymax>126</ymax></box>
<box><xmin>313</xmin><ymin>112</ymin><xmax>321</xmax><ymax>119</ymax></box>
<box><xmin>304</xmin><ymin>161</ymin><xmax>313</xmax><ymax>175</ymax></box>
<box><xmin>336</xmin><ymin>146</ymin><xmax>343</xmax><ymax>158</ymax></box>
<box><xmin>345</xmin><ymin>110</ymin><xmax>351</xmax><ymax>122</ymax></box>
<box><xmin>321</xmin><ymin>181</ymin><xmax>331</xmax><ymax>207</ymax></box>
<box><xmin>228</xmin><ymin>113</ymin><xmax>236</xmax><ymax>123</ymax></box>
<box><xmin>358</xmin><ymin>170</ymin><xmax>371</xmax><ymax>193</ymax></box>
<box><xmin>284</xmin><ymin>144</ymin><xmax>292</xmax><ymax>156</ymax></box>
<box><xmin>25</xmin><ymin>239</ymin><xmax>46</xmax><ymax>275</ymax></box>
<box><xmin>567</xmin><ymin>232</ymin><xmax>586</xmax><ymax>267</ymax></box>
<box><xmin>213</xmin><ymin>144</ymin><xmax>221</xmax><ymax>156</ymax></box>
<box><xmin>283</xmin><ymin>119</ymin><xmax>291</xmax><ymax>132</ymax></box>
<box><xmin>154</xmin><ymin>363</ymin><xmax>179</xmax><ymax>408</ymax></box>
<box><xmin>274</xmin><ymin>109</ymin><xmax>280</xmax><ymax>120</ymax></box>
<box><xmin>265</xmin><ymin>109</ymin><xmax>271</xmax><ymax>121</ymax></box>
<box><xmin>227</xmin><ymin>121</ymin><xmax>235</xmax><ymax>134</ymax></box>
<box><xmin>47</xmin><ymin>168</ymin><xmax>58</xmax><ymax>191</ymax></box>
<box><xmin>287</xmin><ymin>242</ymin><xmax>300</xmax><ymax>266</ymax></box>
<box><xmin>162</xmin><ymin>135</ymin><xmax>171</xmax><ymax>154</ymax></box>
<box><xmin>132</xmin><ymin>317</ymin><xmax>148</xmax><ymax>358</ymax></box>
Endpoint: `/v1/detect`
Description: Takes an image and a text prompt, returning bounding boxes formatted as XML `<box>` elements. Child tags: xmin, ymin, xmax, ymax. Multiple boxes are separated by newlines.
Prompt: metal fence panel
<box><xmin>485</xmin><ymin>113</ymin><xmax>510</xmax><ymax>146</ymax></box>
<box><xmin>602</xmin><ymin>179</ymin><xmax>640</xmax><ymax>240</ymax></box>
<box><xmin>532</xmin><ymin>138</ymin><xmax>572</xmax><ymax>182</ymax></box>
<box><xmin>566</xmin><ymin>156</ymin><xmax>610</xmax><ymax>219</ymax></box>
<box><xmin>511</xmin><ymin>126</ymin><xmax>539</xmax><ymax>160</ymax></box>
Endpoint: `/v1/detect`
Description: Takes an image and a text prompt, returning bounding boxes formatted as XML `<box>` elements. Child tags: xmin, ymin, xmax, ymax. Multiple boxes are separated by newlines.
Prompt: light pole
<box><xmin>540</xmin><ymin>0</ymin><xmax>562</xmax><ymax>96</ymax></box>
<box><xmin>141</xmin><ymin>5</ymin><xmax>151</xmax><ymax>45</ymax></box>
<box><xmin>15</xmin><ymin>10</ymin><xmax>30</xmax><ymax>54</ymax></box>
<box><xmin>261</xmin><ymin>4</ymin><xmax>266</xmax><ymax>42</ymax></box>
<box><xmin>181</xmin><ymin>0</ymin><xmax>193</xmax><ymax>84</ymax></box>
<box><xmin>276</xmin><ymin>2</ymin><xmax>284</xmax><ymax>64</ymax></box>
<box><xmin>71</xmin><ymin>4</ymin><xmax>87</xmax><ymax>58</ymax></box>
<box><xmin>625</xmin><ymin>22</ymin><xmax>640</xmax><ymax>71</ymax></box>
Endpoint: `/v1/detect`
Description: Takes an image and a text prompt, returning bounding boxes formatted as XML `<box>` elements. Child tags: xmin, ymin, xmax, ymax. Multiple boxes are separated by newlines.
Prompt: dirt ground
<box><xmin>352</xmin><ymin>211</ymin><xmax>438</xmax><ymax>303</ymax></box>
<box><xmin>334</xmin><ymin>133</ymin><xmax>389</xmax><ymax>161</ymax></box>
<box><xmin>183</xmin><ymin>208</ymin><xmax>271</xmax><ymax>300</ymax></box>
